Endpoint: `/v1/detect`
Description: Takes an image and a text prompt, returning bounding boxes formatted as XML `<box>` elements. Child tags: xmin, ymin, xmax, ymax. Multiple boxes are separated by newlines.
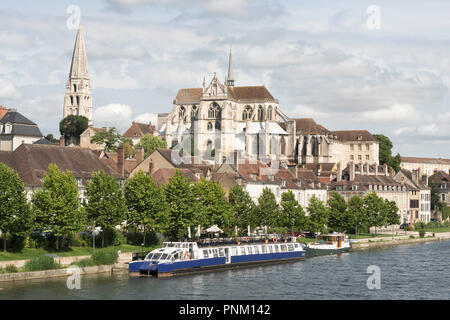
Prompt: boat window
<box><xmin>294</xmin><ymin>244</ymin><xmax>298</xmax><ymax>249</ymax></box>
<box><xmin>262</xmin><ymin>245</ymin><xmax>267</xmax><ymax>253</ymax></box>
<box><xmin>287</xmin><ymin>244</ymin><xmax>294</xmax><ymax>252</ymax></box>
<box><xmin>203</xmin><ymin>249</ymin><xmax>209</xmax><ymax>258</ymax></box>
<box><xmin>247</xmin><ymin>247</ymin><xmax>253</xmax><ymax>255</ymax></box>
<box><xmin>268</xmin><ymin>245</ymin><xmax>273</xmax><ymax>253</ymax></box>
<box><xmin>218</xmin><ymin>248</ymin><xmax>225</xmax><ymax>257</ymax></box>
<box><xmin>254</xmin><ymin>246</ymin><xmax>260</xmax><ymax>254</ymax></box>
<box><xmin>213</xmin><ymin>249</ymin><xmax>219</xmax><ymax>258</ymax></box>
<box><xmin>231</xmin><ymin>247</ymin><xmax>238</xmax><ymax>255</ymax></box>
<box><xmin>145</xmin><ymin>253</ymin><xmax>154</xmax><ymax>260</ymax></box>
<box><xmin>152</xmin><ymin>253</ymin><xmax>162</xmax><ymax>260</ymax></box>
<box><xmin>160</xmin><ymin>253</ymin><xmax>169</xmax><ymax>260</ymax></box>
<box><xmin>274</xmin><ymin>245</ymin><xmax>279</xmax><ymax>252</ymax></box>
<box><xmin>173</xmin><ymin>252</ymin><xmax>181</xmax><ymax>260</ymax></box>
<box><xmin>240</xmin><ymin>247</ymin><xmax>246</xmax><ymax>255</ymax></box>
<box><xmin>281</xmin><ymin>245</ymin><xmax>287</xmax><ymax>252</ymax></box>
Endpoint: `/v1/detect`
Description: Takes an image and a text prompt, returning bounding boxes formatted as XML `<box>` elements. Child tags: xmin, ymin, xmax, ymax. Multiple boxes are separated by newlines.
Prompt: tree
<box><xmin>228</xmin><ymin>185</ymin><xmax>257</xmax><ymax>234</ymax></box>
<box><xmin>383</xmin><ymin>199</ymin><xmax>400</xmax><ymax>227</ymax></box>
<box><xmin>0</xmin><ymin>163</ymin><xmax>33</xmax><ymax>252</ymax></box>
<box><xmin>255</xmin><ymin>187</ymin><xmax>280</xmax><ymax>230</ymax></box>
<box><xmin>279</xmin><ymin>191</ymin><xmax>308</xmax><ymax>232</ymax></box>
<box><xmin>32</xmin><ymin>164</ymin><xmax>85</xmax><ymax>250</ymax></box>
<box><xmin>192</xmin><ymin>178</ymin><xmax>233</xmax><ymax>232</ymax></box>
<box><xmin>373</xmin><ymin>134</ymin><xmax>401</xmax><ymax>172</ymax></box>
<box><xmin>136</xmin><ymin>134</ymin><xmax>167</xmax><ymax>158</ymax></box>
<box><xmin>163</xmin><ymin>170</ymin><xmax>196</xmax><ymax>240</ymax></box>
<box><xmin>327</xmin><ymin>191</ymin><xmax>350</xmax><ymax>232</ymax></box>
<box><xmin>85</xmin><ymin>170</ymin><xmax>127</xmax><ymax>247</ymax></box>
<box><xmin>124</xmin><ymin>170</ymin><xmax>168</xmax><ymax>245</ymax></box>
<box><xmin>44</xmin><ymin>134</ymin><xmax>59</xmax><ymax>144</ymax></box>
<box><xmin>363</xmin><ymin>192</ymin><xmax>386</xmax><ymax>234</ymax></box>
<box><xmin>90</xmin><ymin>127</ymin><xmax>122</xmax><ymax>152</ymax></box>
<box><xmin>121</xmin><ymin>138</ymin><xmax>135</xmax><ymax>159</ymax></box>
<box><xmin>307</xmin><ymin>196</ymin><xmax>329</xmax><ymax>233</ymax></box>
<box><xmin>59</xmin><ymin>115</ymin><xmax>89</xmax><ymax>146</ymax></box>
<box><xmin>347</xmin><ymin>195</ymin><xmax>367</xmax><ymax>234</ymax></box>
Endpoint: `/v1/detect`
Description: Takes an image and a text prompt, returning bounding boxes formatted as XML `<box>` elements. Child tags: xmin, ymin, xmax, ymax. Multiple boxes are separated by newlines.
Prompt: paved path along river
<box><xmin>0</xmin><ymin>240</ymin><xmax>449</xmax><ymax>300</ymax></box>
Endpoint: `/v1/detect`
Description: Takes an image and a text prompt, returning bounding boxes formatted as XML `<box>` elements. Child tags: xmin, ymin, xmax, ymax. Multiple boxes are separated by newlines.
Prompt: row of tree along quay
<box><xmin>0</xmin><ymin>160</ymin><xmax>402</xmax><ymax>255</ymax></box>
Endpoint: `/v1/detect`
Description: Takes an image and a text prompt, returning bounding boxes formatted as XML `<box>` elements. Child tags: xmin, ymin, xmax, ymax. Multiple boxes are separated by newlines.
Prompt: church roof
<box><xmin>69</xmin><ymin>25</ymin><xmax>89</xmax><ymax>79</ymax></box>
<box><xmin>294</xmin><ymin>118</ymin><xmax>329</xmax><ymax>135</ymax></box>
<box><xmin>174</xmin><ymin>85</ymin><xmax>276</xmax><ymax>104</ymax></box>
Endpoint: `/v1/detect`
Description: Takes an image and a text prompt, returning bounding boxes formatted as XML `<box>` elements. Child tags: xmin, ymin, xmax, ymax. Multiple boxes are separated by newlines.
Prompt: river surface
<box><xmin>0</xmin><ymin>240</ymin><xmax>449</xmax><ymax>300</ymax></box>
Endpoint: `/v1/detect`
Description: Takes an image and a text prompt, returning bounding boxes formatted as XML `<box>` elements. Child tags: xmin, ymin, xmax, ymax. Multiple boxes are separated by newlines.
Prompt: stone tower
<box><xmin>63</xmin><ymin>25</ymin><xmax>93</xmax><ymax>125</ymax></box>
<box><xmin>225</xmin><ymin>48</ymin><xmax>234</xmax><ymax>87</ymax></box>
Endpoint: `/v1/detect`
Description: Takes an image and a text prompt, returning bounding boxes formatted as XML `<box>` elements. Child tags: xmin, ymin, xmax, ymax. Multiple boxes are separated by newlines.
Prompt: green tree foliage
<box><xmin>90</xmin><ymin>127</ymin><xmax>122</xmax><ymax>152</ymax></box>
<box><xmin>0</xmin><ymin>163</ymin><xmax>33</xmax><ymax>252</ymax></box>
<box><xmin>44</xmin><ymin>134</ymin><xmax>59</xmax><ymax>143</ymax></box>
<box><xmin>373</xmin><ymin>134</ymin><xmax>401</xmax><ymax>172</ymax></box>
<box><xmin>228</xmin><ymin>185</ymin><xmax>257</xmax><ymax>234</ymax></box>
<box><xmin>59</xmin><ymin>115</ymin><xmax>89</xmax><ymax>145</ymax></box>
<box><xmin>327</xmin><ymin>191</ymin><xmax>351</xmax><ymax>232</ymax></box>
<box><xmin>363</xmin><ymin>192</ymin><xmax>387</xmax><ymax>234</ymax></box>
<box><xmin>85</xmin><ymin>170</ymin><xmax>127</xmax><ymax>247</ymax></box>
<box><xmin>32</xmin><ymin>164</ymin><xmax>85</xmax><ymax>250</ymax></box>
<box><xmin>192</xmin><ymin>178</ymin><xmax>233</xmax><ymax>232</ymax></box>
<box><xmin>279</xmin><ymin>190</ymin><xmax>308</xmax><ymax>232</ymax></box>
<box><xmin>255</xmin><ymin>187</ymin><xmax>280</xmax><ymax>229</ymax></box>
<box><xmin>163</xmin><ymin>170</ymin><xmax>196</xmax><ymax>240</ymax></box>
<box><xmin>124</xmin><ymin>170</ymin><xmax>168</xmax><ymax>245</ymax></box>
<box><xmin>383</xmin><ymin>199</ymin><xmax>400</xmax><ymax>226</ymax></box>
<box><xmin>121</xmin><ymin>138</ymin><xmax>135</xmax><ymax>159</ymax></box>
<box><xmin>307</xmin><ymin>196</ymin><xmax>329</xmax><ymax>233</ymax></box>
<box><xmin>347</xmin><ymin>195</ymin><xmax>367</xmax><ymax>234</ymax></box>
<box><xmin>136</xmin><ymin>134</ymin><xmax>167</xmax><ymax>158</ymax></box>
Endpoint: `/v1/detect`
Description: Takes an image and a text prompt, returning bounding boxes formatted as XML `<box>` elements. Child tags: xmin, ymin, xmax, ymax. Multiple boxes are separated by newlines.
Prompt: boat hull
<box><xmin>305</xmin><ymin>246</ymin><xmax>351</xmax><ymax>257</ymax></box>
<box><xmin>134</xmin><ymin>251</ymin><xmax>306</xmax><ymax>277</ymax></box>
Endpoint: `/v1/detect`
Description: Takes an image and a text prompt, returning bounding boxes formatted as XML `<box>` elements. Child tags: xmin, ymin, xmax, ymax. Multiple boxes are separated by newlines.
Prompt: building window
<box><xmin>207</xmin><ymin>122</ymin><xmax>213</xmax><ymax>131</ymax></box>
<box><xmin>358</xmin><ymin>144</ymin><xmax>362</xmax><ymax>151</ymax></box>
<box><xmin>76</xmin><ymin>178</ymin><xmax>83</xmax><ymax>187</ymax></box>
<box><xmin>242</xmin><ymin>106</ymin><xmax>252</xmax><ymax>120</ymax></box>
<box><xmin>366</xmin><ymin>154</ymin><xmax>370</xmax><ymax>161</ymax></box>
<box><xmin>208</xmin><ymin>103</ymin><xmax>220</xmax><ymax>119</ymax></box>
<box><xmin>350</xmin><ymin>155</ymin><xmax>354</xmax><ymax>161</ymax></box>
<box><xmin>358</xmin><ymin>155</ymin><xmax>362</xmax><ymax>161</ymax></box>
<box><xmin>366</xmin><ymin>143</ymin><xmax>370</xmax><ymax>151</ymax></box>
<box><xmin>267</xmin><ymin>106</ymin><xmax>273</xmax><ymax>120</ymax></box>
<box><xmin>215</xmin><ymin>121</ymin><xmax>220</xmax><ymax>130</ymax></box>
<box><xmin>350</xmin><ymin>144</ymin><xmax>354</xmax><ymax>151</ymax></box>
<box><xmin>179</xmin><ymin>106</ymin><xmax>186</xmax><ymax>119</ymax></box>
<box><xmin>257</xmin><ymin>106</ymin><xmax>264</xmax><ymax>121</ymax></box>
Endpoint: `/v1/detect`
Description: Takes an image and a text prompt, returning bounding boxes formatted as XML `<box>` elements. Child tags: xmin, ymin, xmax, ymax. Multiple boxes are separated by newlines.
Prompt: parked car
<box><xmin>399</xmin><ymin>222</ymin><xmax>411</xmax><ymax>230</ymax></box>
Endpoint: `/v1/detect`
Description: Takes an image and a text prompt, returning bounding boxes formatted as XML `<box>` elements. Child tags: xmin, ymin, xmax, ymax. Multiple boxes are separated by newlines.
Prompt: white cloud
<box><xmin>93</xmin><ymin>104</ymin><xmax>133</xmax><ymax>131</ymax></box>
<box><xmin>134</xmin><ymin>112</ymin><xmax>157</xmax><ymax>125</ymax></box>
<box><xmin>0</xmin><ymin>79</ymin><xmax>20</xmax><ymax>100</ymax></box>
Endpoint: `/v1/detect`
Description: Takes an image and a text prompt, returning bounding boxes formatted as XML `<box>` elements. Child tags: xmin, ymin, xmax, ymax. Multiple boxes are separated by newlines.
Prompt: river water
<box><xmin>0</xmin><ymin>240</ymin><xmax>449</xmax><ymax>300</ymax></box>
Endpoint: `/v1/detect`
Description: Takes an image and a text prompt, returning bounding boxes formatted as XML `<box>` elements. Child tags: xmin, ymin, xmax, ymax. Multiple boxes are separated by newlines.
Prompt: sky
<box><xmin>0</xmin><ymin>0</ymin><xmax>449</xmax><ymax>157</ymax></box>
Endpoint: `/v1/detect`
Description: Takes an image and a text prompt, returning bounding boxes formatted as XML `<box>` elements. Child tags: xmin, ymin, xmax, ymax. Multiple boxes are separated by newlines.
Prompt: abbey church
<box><xmin>157</xmin><ymin>51</ymin><xmax>379</xmax><ymax>167</ymax></box>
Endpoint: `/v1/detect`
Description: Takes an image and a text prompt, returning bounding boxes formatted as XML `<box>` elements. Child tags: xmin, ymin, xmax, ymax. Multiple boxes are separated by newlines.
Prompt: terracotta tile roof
<box><xmin>429</xmin><ymin>171</ymin><xmax>450</xmax><ymax>186</ymax></box>
<box><xmin>294</xmin><ymin>118</ymin><xmax>329</xmax><ymax>135</ymax></box>
<box><xmin>101</xmin><ymin>152</ymin><xmax>138</xmax><ymax>178</ymax></box>
<box><xmin>156</xmin><ymin>148</ymin><xmax>212</xmax><ymax>174</ymax></box>
<box><xmin>401</xmin><ymin>156</ymin><xmax>450</xmax><ymax>165</ymax></box>
<box><xmin>151</xmin><ymin>168</ymin><xmax>199</xmax><ymax>187</ymax></box>
<box><xmin>174</xmin><ymin>86</ymin><xmax>276</xmax><ymax>104</ymax></box>
<box><xmin>122</xmin><ymin>121</ymin><xmax>156</xmax><ymax>139</ymax></box>
<box><xmin>330</xmin><ymin>130</ymin><xmax>377</xmax><ymax>142</ymax></box>
<box><xmin>329</xmin><ymin>174</ymin><xmax>405</xmax><ymax>192</ymax></box>
<box><xmin>0</xmin><ymin>144</ymin><xmax>123</xmax><ymax>187</ymax></box>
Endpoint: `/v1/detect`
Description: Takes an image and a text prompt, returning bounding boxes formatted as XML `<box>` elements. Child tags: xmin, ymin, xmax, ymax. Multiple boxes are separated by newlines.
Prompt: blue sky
<box><xmin>1</xmin><ymin>0</ymin><xmax>449</xmax><ymax>157</ymax></box>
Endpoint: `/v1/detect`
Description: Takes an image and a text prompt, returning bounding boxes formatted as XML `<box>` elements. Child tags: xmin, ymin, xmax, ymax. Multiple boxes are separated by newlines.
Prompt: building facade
<box><xmin>401</xmin><ymin>156</ymin><xmax>450</xmax><ymax>177</ymax></box>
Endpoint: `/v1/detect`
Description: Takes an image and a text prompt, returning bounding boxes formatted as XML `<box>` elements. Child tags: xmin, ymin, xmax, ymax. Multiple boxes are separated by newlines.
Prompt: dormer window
<box><xmin>352</xmin><ymin>185</ymin><xmax>358</xmax><ymax>191</ymax></box>
<box><xmin>5</xmin><ymin>123</ymin><xmax>12</xmax><ymax>134</ymax></box>
<box><xmin>76</xmin><ymin>178</ymin><xmax>83</xmax><ymax>187</ymax></box>
<box><xmin>269</xmin><ymin>175</ymin><xmax>274</xmax><ymax>181</ymax></box>
<box><xmin>281</xmin><ymin>180</ymin><xmax>286</xmax><ymax>187</ymax></box>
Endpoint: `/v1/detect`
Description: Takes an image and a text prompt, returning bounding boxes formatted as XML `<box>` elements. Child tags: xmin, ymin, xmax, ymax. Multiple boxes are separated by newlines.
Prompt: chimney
<box><xmin>117</xmin><ymin>146</ymin><xmax>125</xmax><ymax>176</ymax></box>
<box><xmin>384</xmin><ymin>163</ymin><xmax>388</xmax><ymax>176</ymax></box>
<box><xmin>136</xmin><ymin>147</ymin><xmax>144</xmax><ymax>164</ymax></box>
<box><xmin>257</xmin><ymin>162</ymin><xmax>262</xmax><ymax>178</ymax></box>
<box><xmin>233</xmin><ymin>150</ymin><xmax>239</xmax><ymax>171</ymax></box>
<box><xmin>337</xmin><ymin>162</ymin><xmax>342</xmax><ymax>182</ymax></box>
<box><xmin>149</xmin><ymin>159</ymin><xmax>154</xmax><ymax>175</ymax></box>
<box><xmin>412</xmin><ymin>170</ymin><xmax>419</xmax><ymax>186</ymax></box>
<box><xmin>59</xmin><ymin>135</ymin><xmax>65</xmax><ymax>147</ymax></box>
<box><xmin>350</xmin><ymin>162</ymin><xmax>355</xmax><ymax>181</ymax></box>
<box><xmin>318</xmin><ymin>164</ymin><xmax>322</xmax><ymax>176</ymax></box>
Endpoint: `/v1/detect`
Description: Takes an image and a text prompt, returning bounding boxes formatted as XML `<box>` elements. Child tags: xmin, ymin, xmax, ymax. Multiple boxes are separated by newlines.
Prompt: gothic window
<box><xmin>76</xmin><ymin>96</ymin><xmax>80</xmax><ymax>106</ymax></box>
<box><xmin>179</xmin><ymin>106</ymin><xmax>186</xmax><ymax>119</ymax></box>
<box><xmin>242</xmin><ymin>106</ymin><xmax>252</xmax><ymax>120</ymax></box>
<box><xmin>268</xmin><ymin>106</ymin><xmax>273</xmax><ymax>120</ymax></box>
<box><xmin>207</xmin><ymin>122</ymin><xmax>213</xmax><ymax>131</ymax></box>
<box><xmin>257</xmin><ymin>106</ymin><xmax>264</xmax><ymax>121</ymax></box>
<box><xmin>280</xmin><ymin>136</ymin><xmax>286</xmax><ymax>155</ymax></box>
<box><xmin>191</xmin><ymin>105</ymin><xmax>198</xmax><ymax>120</ymax></box>
<box><xmin>70</xmin><ymin>96</ymin><xmax>74</xmax><ymax>105</ymax></box>
<box><xmin>73</xmin><ymin>84</ymin><xmax>77</xmax><ymax>92</ymax></box>
<box><xmin>215</xmin><ymin>121</ymin><xmax>220</xmax><ymax>130</ymax></box>
<box><xmin>208</xmin><ymin>103</ymin><xmax>221</xmax><ymax>119</ymax></box>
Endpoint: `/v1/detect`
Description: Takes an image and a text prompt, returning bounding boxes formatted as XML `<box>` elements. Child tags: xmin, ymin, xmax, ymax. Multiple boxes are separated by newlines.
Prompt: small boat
<box><xmin>129</xmin><ymin>238</ymin><xmax>306</xmax><ymax>277</ymax></box>
<box><xmin>305</xmin><ymin>233</ymin><xmax>352</xmax><ymax>257</ymax></box>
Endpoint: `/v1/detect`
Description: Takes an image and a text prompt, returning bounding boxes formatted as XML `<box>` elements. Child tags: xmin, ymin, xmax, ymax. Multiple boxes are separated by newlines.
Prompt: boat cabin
<box><xmin>316</xmin><ymin>233</ymin><xmax>346</xmax><ymax>248</ymax></box>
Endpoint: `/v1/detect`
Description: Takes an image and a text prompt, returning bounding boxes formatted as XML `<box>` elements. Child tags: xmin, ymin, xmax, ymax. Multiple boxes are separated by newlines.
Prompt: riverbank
<box><xmin>351</xmin><ymin>231</ymin><xmax>450</xmax><ymax>250</ymax></box>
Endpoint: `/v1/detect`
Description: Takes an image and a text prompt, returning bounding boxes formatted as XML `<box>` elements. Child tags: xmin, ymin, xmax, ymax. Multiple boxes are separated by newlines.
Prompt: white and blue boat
<box><xmin>129</xmin><ymin>238</ymin><xmax>306</xmax><ymax>277</ymax></box>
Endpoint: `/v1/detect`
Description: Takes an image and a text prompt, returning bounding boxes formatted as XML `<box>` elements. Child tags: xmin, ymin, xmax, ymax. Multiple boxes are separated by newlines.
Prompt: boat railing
<box><xmin>195</xmin><ymin>236</ymin><xmax>291</xmax><ymax>247</ymax></box>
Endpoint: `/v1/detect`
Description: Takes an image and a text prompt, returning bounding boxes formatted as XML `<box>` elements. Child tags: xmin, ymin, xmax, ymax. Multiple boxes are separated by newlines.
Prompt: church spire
<box><xmin>69</xmin><ymin>24</ymin><xmax>89</xmax><ymax>79</ymax></box>
<box><xmin>226</xmin><ymin>47</ymin><xmax>234</xmax><ymax>87</ymax></box>
<box><xmin>63</xmin><ymin>24</ymin><xmax>93</xmax><ymax>126</ymax></box>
